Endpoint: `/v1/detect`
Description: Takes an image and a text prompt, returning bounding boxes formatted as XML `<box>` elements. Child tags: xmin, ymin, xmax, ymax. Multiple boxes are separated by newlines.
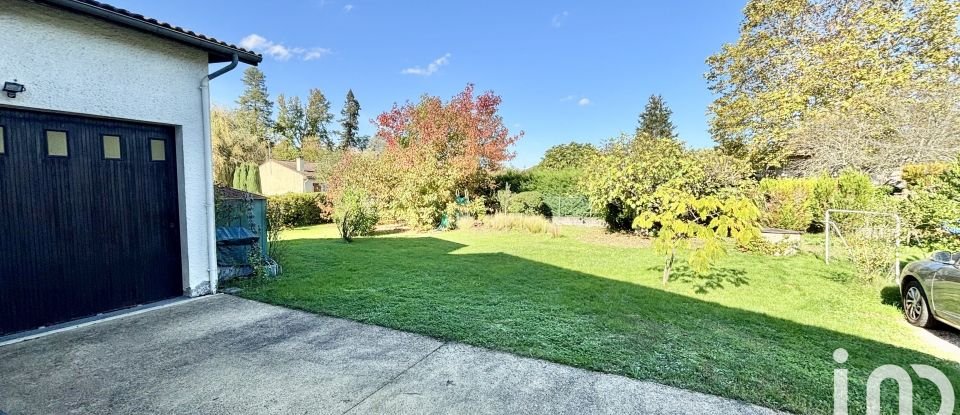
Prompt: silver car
<box><xmin>899</xmin><ymin>251</ymin><xmax>960</xmax><ymax>330</ymax></box>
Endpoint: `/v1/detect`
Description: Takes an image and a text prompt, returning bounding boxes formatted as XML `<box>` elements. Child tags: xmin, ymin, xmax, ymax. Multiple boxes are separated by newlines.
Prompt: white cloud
<box><xmin>240</xmin><ymin>34</ymin><xmax>330</xmax><ymax>62</ymax></box>
<box><xmin>343</xmin><ymin>4</ymin><xmax>353</xmax><ymax>12</ymax></box>
<box><xmin>303</xmin><ymin>48</ymin><xmax>332</xmax><ymax>60</ymax></box>
<box><xmin>561</xmin><ymin>95</ymin><xmax>591</xmax><ymax>106</ymax></box>
<box><xmin>401</xmin><ymin>53</ymin><xmax>452</xmax><ymax>76</ymax></box>
<box><xmin>551</xmin><ymin>11</ymin><xmax>569</xmax><ymax>28</ymax></box>
<box><xmin>239</xmin><ymin>34</ymin><xmax>269</xmax><ymax>51</ymax></box>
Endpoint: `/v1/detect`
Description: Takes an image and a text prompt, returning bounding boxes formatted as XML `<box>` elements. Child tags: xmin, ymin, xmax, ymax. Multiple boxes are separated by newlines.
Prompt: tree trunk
<box><xmin>662</xmin><ymin>249</ymin><xmax>675</xmax><ymax>285</ymax></box>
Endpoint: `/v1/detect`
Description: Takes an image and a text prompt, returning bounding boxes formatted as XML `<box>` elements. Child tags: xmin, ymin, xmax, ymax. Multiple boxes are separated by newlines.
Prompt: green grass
<box><xmin>231</xmin><ymin>224</ymin><xmax>960</xmax><ymax>414</ymax></box>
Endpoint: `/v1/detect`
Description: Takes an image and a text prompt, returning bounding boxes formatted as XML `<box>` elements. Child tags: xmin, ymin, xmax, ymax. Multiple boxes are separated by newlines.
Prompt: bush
<box><xmin>834</xmin><ymin>169</ymin><xmax>878</xmax><ymax>211</ymax></box>
<box><xmin>486</xmin><ymin>213</ymin><xmax>561</xmax><ymax>236</ymax></box>
<box><xmin>493</xmin><ymin>169</ymin><xmax>533</xmax><ymax>193</ymax></box>
<box><xmin>444</xmin><ymin>196</ymin><xmax>487</xmax><ymax>230</ymax></box>
<box><xmin>542</xmin><ymin>194</ymin><xmax>593</xmax><ymax>217</ymax></box>
<box><xmin>900</xmin><ymin>158</ymin><xmax>960</xmax><ymax>249</ymax></box>
<box><xmin>232</xmin><ymin>163</ymin><xmax>262</xmax><ymax>194</ymax></box>
<box><xmin>507</xmin><ymin>191</ymin><xmax>546</xmax><ymax>215</ymax></box>
<box><xmin>528</xmin><ymin>168</ymin><xmax>581</xmax><ymax>195</ymax></box>
<box><xmin>757</xmin><ymin>178</ymin><xmax>814</xmax><ymax>231</ymax></box>
<box><xmin>903</xmin><ymin>162</ymin><xmax>951</xmax><ymax>188</ymax></box>
<box><xmin>755</xmin><ymin>171</ymin><xmax>885</xmax><ymax>232</ymax></box>
<box><xmin>267</xmin><ymin>192</ymin><xmax>331</xmax><ymax>228</ymax></box>
<box><xmin>582</xmin><ymin>134</ymin><xmax>688</xmax><ymax>231</ymax></box>
<box><xmin>333</xmin><ymin>187</ymin><xmax>379</xmax><ymax>242</ymax></box>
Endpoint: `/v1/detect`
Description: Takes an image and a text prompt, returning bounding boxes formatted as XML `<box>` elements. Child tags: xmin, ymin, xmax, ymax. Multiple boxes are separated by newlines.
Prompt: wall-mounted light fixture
<box><xmin>3</xmin><ymin>81</ymin><xmax>26</xmax><ymax>98</ymax></box>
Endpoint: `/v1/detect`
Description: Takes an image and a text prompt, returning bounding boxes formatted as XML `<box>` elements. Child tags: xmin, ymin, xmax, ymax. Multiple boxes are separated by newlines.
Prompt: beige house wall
<box><xmin>259</xmin><ymin>160</ymin><xmax>313</xmax><ymax>195</ymax></box>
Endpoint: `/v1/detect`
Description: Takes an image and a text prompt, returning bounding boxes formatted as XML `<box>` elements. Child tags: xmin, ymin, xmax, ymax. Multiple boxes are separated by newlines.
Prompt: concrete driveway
<box><xmin>0</xmin><ymin>295</ymin><xmax>779</xmax><ymax>414</ymax></box>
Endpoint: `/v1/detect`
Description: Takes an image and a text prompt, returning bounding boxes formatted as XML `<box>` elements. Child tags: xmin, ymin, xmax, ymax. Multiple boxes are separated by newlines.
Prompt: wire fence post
<box><xmin>824</xmin><ymin>210</ymin><xmax>831</xmax><ymax>264</ymax></box>
<box><xmin>894</xmin><ymin>215</ymin><xmax>902</xmax><ymax>280</ymax></box>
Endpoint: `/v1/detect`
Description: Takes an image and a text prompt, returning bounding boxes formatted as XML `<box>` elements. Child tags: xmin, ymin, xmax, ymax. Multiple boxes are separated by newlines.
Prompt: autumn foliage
<box><xmin>377</xmin><ymin>84</ymin><xmax>519</xmax><ymax>172</ymax></box>
<box><xmin>331</xmin><ymin>85</ymin><xmax>521</xmax><ymax>229</ymax></box>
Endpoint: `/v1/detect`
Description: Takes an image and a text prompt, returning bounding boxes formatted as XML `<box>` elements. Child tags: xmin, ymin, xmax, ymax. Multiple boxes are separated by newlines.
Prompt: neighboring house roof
<box><xmin>36</xmin><ymin>0</ymin><xmax>262</xmax><ymax>65</ymax></box>
<box><xmin>268</xmin><ymin>159</ymin><xmax>319</xmax><ymax>180</ymax></box>
<box><xmin>216</xmin><ymin>186</ymin><xmax>266</xmax><ymax>201</ymax></box>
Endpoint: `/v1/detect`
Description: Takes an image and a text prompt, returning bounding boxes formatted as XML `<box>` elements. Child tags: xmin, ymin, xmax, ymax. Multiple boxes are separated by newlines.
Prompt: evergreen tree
<box><xmin>231</xmin><ymin>163</ymin><xmax>262</xmax><ymax>194</ymax></box>
<box><xmin>274</xmin><ymin>94</ymin><xmax>306</xmax><ymax>148</ymax></box>
<box><xmin>339</xmin><ymin>89</ymin><xmax>361</xmax><ymax>150</ymax></box>
<box><xmin>305</xmin><ymin>88</ymin><xmax>335</xmax><ymax>150</ymax></box>
<box><xmin>637</xmin><ymin>94</ymin><xmax>676</xmax><ymax>139</ymax></box>
<box><xmin>236</xmin><ymin>67</ymin><xmax>273</xmax><ymax>142</ymax></box>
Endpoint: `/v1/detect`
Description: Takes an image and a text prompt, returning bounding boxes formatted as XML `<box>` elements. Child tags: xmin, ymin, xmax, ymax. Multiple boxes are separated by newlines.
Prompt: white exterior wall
<box><xmin>0</xmin><ymin>0</ymin><xmax>216</xmax><ymax>296</ymax></box>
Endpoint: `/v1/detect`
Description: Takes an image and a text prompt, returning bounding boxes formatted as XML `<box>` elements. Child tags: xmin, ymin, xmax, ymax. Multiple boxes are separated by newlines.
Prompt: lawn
<box><xmin>230</xmin><ymin>224</ymin><xmax>960</xmax><ymax>414</ymax></box>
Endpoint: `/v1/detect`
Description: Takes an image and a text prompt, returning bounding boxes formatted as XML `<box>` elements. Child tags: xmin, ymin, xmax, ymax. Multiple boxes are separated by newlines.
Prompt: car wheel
<box><xmin>903</xmin><ymin>281</ymin><xmax>937</xmax><ymax>328</ymax></box>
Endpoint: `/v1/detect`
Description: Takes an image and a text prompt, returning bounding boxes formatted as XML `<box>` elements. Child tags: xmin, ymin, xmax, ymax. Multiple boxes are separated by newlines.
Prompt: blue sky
<box><xmin>115</xmin><ymin>0</ymin><xmax>746</xmax><ymax>167</ymax></box>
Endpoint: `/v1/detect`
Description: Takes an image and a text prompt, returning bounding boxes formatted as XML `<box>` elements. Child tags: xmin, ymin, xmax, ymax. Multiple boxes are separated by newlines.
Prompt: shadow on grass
<box><xmin>668</xmin><ymin>266</ymin><xmax>749</xmax><ymax>294</ymax></box>
<box><xmin>231</xmin><ymin>236</ymin><xmax>959</xmax><ymax>415</ymax></box>
<box><xmin>881</xmin><ymin>285</ymin><xmax>903</xmax><ymax>308</ymax></box>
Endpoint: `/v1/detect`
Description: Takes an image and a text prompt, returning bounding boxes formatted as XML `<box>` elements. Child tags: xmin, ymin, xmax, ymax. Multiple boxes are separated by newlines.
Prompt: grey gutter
<box><xmin>209</xmin><ymin>53</ymin><xmax>239</xmax><ymax>80</ymax></box>
<box><xmin>37</xmin><ymin>0</ymin><xmax>262</xmax><ymax>65</ymax></box>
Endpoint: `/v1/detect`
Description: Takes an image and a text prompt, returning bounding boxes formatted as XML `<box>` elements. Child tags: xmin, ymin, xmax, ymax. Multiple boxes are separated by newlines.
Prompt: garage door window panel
<box><xmin>46</xmin><ymin>130</ymin><xmax>69</xmax><ymax>157</ymax></box>
<box><xmin>102</xmin><ymin>135</ymin><xmax>122</xmax><ymax>160</ymax></box>
<box><xmin>150</xmin><ymin>139</ymin><xmax>166</xmax><ymax>161</ymax></box>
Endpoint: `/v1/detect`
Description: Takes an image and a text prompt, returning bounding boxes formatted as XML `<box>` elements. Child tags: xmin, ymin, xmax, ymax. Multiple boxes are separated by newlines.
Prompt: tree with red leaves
<box><xmin>351</xmin><ymin>84</ymin><xmax>522</xmax><ymax>228</ymax></box>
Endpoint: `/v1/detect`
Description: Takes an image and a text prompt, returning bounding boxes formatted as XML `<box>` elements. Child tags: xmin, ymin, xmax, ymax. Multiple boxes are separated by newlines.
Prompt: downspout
<box><xmin>201</xmin><ymin>53</ymin><xmax>239</xmax><ymax>295</ymax></box>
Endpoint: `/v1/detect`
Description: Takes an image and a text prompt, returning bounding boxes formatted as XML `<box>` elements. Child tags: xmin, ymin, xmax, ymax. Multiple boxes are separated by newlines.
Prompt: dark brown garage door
<box><xmin>0</xmin><ymin>107</ymin><xmax>183</xmax><ymax>336</ymax></box>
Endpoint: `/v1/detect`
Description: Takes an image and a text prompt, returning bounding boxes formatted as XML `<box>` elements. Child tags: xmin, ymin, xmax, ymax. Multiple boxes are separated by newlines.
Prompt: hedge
<box><xmin>267</xmin><ymin>192</ymin><xmax>332</xmax><ymax>228</ymax></box>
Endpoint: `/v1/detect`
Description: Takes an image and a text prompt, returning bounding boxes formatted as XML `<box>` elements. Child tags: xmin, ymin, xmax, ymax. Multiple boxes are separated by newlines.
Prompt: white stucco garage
<box><xmin>0</xmin><ymin>0</ymin><xmax>261</xmax><ymax>336</ymax></box>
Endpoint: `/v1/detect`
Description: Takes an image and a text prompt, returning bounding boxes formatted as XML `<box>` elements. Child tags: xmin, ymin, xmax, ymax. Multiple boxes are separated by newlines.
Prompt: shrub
<box><xmin>834</xmin><ymin>169</ymin><xmax>878</xmax><ymax>211</ymax></box>
<box><xmin>507</xmin><ymin>191</ymin><xmax>546</xmax><ymax>215</ymax></box>
<box><xmin>757</xmin><ymin>178</ymin><xmax>814</xmax><ymax>231</ymax></box>
<box><xmin>900</xmin><ymin>158</ymin><xmax>960</xmax><ymax>249</ymax></box>
<box><xmin>267</xmin><ymin>192</ymin><xmax>331</xmax><ymax>228</ymax></box>
<box><xmin>755</xmin><ymin>171</ymin><xmax>885</xmax><ymax>232</ymax></box>
<box><xmin>582</xmin><ymin>134</ymin><xmax>689</xmax><ymax>231</ymax></box>
<box><xmin>443</xmin><ymin>196</ymin><xmax>487</xmax><ymax>230</ymax></box>
<box><xmin>333</xmin><ymin>187</ymin><xmax>379</xmax><ymax>242</ymax></box>
<box><xmin>486</xmin><ymin>213</ymin><xmax>561</xmax><ymax>236</ymax></box>
<box><xmin>528</xmin><ymin>168</ymin><xmax>581</xmax><ymax>195</ymax></box>
<box><xmin>493</xmin><ymin>169</ymin><xmax>533</xmax><ymax>193</ymax></box>
<box><xmin>542</xmin><ymin>194</ymin><xmax>593</xmax><ymax>217</ymax></box>
<box><xmin>232</xmin><ymin>163</ymin><xmax>262</xmax><ymax>194</ymax></box>
<box><xmin>903</xmin><ymin>162</ymin><xmax>951</xmax><ymax>188</ymax></box>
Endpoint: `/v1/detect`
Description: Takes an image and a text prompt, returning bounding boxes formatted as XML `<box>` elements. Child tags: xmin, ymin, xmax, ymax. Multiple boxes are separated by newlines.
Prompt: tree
<box><xmin>633</xmin><ymin>187</ymin><xmax>760</xmax><ymax>284</ymax></box>
<box><xmin>636</xmin><ymin>95</ymin><xmax>676</xmax><ymax>139</ymax></box>
<box><xmin>231</xmin><ymin>163</ymin><xmax>262</xmax><ymax>194</ymax></box>
<box><xmin>581</xmin><ymin>133</ymin><xmax>688</xmax><ymax>230</ymax></box>
<box><xmin>212</xmin><ymin>107</ymin><xmax>266</xmax><ymax>185</ymax></box>
<box><xmin>236</xmin><ymin>67</ymin><xmax>273</xmax><ymax>142</ymax></box>
<box><xmin>339</xmin><ymin>89</ymin><xmax>361</xmax><ymax>150</ymax></box>
<box><xmin>788</xmin><ymin>83</ymin><xmax>960</xmax><ymax>183</ymax></box>
<box><xmin>274</xmin><ymin>94</ymin><xmax>307</xmax><ymax>148</ymax></box>
<box><xmin>538</xmin><ymin>142</ymin><xmax>598</xmax><ymax>170</ymax></box>
<box><xmin>369</xmin><ymin>84</ymin><xmax>522</xmax><ymax>228</ymax></box>
<box><xmin>305</xmin><ymin>88</ymin><xmax>335</xmax><ymax>150</ymax></box>
<box><xmin>270</xmin><ymin>138</ymin><xmax>300</xmax><ymax>161</ymax></box>
<box><xmin>707</xmin><ymin>0</ymin><xmax>960</xmax><ymax>174</ymax></box>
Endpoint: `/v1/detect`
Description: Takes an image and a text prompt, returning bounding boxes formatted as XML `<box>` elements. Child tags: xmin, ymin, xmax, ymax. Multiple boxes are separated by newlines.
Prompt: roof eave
<box><xmin>37</xmin><ymin>0</ymin><xmax>262</xmax><ymax>65</ymax></box>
